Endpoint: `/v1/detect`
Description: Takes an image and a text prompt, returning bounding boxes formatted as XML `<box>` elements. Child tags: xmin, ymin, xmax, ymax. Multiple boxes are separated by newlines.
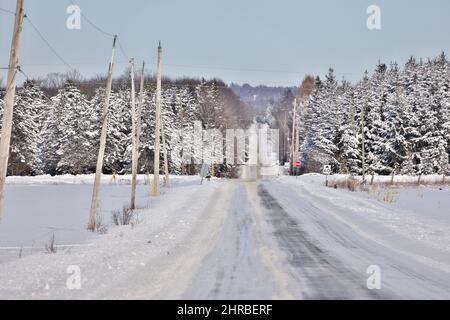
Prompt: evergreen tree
<box><xmin>336</xmin><ymin>86</ymin><xmax>361</xmax><ymax>174</ymax></box>
<box><xmin>56</xmin><ymin>81</ymin><xmax>96</xmax><ymax>174</ymax></box>
<box><xmin>40</xmin><ymin>82</ymin><xmax>76</xmax><ymax>175</ymax></box>
<box><xmin>9</xmin><ymin>80</ymin><xmax>46</xmax><ymax>175</ymax></box>
<box><xmin>310</xmin><ymin>69</ymin><xmax>340</xmax><ymax>168</ymax></box>
<box><xmin>106</xmin><ymin>87</ymin><xmax>132</xmax><ymax>174</ymax></box>
<box><xmin>378</xmin><ymin>63</ymin><xmax>409</xmax><ymax>174</ymax></box>
<box><xmin>140</xmin><ymin>88</ymin><xmax>156</xmax><ymax>173</ymax></box>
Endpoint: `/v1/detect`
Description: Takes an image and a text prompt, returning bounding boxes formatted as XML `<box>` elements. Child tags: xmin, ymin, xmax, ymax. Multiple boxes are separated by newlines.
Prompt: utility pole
<box><xmin>137</xmin><ymin>62</ymin><xmax>145</xmax><ymax>191</ymax></box>
<box><xmin>179</xmin><ymin>95</ymin><xmax>186</xmax><ymax>175</ymax></box>
<box><xmin>136</xmin><ymin>60</ymin><xmax>145</xmax><ymax>172</ymax></box>
<box><xmin>256</xmin><ymin>123</ymin><xmax>260</xmax><ymax>180</ymax></box>
<box><xmin>294</xmin><ymin>102</ymin><xmax>301</xmax><ymax>170</ymax></box>
<box><xmin>283</xmin><ymin>111</ymin><xmax>287</xmax><ymax>164</ymax></box>
<box><xmin>361</xmin><ymin>103</ymin><xmax>366</xmax><ymax>183</ymax></box>
<box><xmin>130</xmin><ymin>59</ymin><xmax>137</xmax><ymax>210</ymax></box>
<box><xmin>88</xmin><ymin>35</ymin><xmax>117</xmax><ymax>231</ymax></box>
<box><xmin>161</xmin><ymin>121</ymin><xmax>170</xmax><ymax>187</ymax></box>
<box><xmin>137</xmin><ymin>61</ymin><xmax>145</xmax><ymax>159</ymax></box>
<box><xmin>0</xmin><ymin>0</ymin><xmax>25</xmax><ymax>223</ymax></box>
<box><xmin>151</xmin><ymin>42</ymin><xmax>162</xmax><ymax>197</ymax></box>
<box><xmin>291</xmin><ymin>99</ymin><xmax>297</xmax><ymax>175</ymax></box>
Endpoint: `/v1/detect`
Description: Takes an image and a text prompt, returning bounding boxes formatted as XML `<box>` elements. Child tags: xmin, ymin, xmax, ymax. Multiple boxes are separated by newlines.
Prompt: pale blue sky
<box><xmin>1</xmin><ymin>0</ymin><xmax>450</xmax><ymax>86</ymax></box>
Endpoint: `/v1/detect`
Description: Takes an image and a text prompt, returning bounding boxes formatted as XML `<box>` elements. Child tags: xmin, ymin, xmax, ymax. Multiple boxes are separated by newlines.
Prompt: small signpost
<box><xmin>295</xmin><ymin>161</ymin><xmax>302</xmax><ymax>178</ymax></box>
<box><xmin>323</xmin><ymin>165</ymin><xmax>332</xmax><ymax>186</ymax></box>
<box><xmin>200</xmin><ymin>163</ymin><xmax>211</xmax><ymax>185</ymax></box>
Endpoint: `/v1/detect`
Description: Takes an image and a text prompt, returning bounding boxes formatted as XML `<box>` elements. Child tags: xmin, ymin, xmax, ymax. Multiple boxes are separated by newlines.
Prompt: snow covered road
<box><xmin>1</xmin><ymin>176</ymin><xmax>450</xmax><ymax>299</ymax></box>
<box><xmin>186</xmin><ymin>178</ymin><xmax>450</xmax><ymax>299</ymax></box>
<box><xmin>184</xmin><ymin>183</ymin><xmax>287</xmax><ymax>299</ymax></box>
<box><xmin>258</xmin><ymin>179</ymin><xmax>450</xmax><ymax>299</ymax></box>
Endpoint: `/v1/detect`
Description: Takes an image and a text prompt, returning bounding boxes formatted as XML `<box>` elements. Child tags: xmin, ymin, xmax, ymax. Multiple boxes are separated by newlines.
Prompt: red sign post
<box><xmin>294</xmin><ymin>161</ymin><xmax>301</xmax><ymax>178</ymax></box>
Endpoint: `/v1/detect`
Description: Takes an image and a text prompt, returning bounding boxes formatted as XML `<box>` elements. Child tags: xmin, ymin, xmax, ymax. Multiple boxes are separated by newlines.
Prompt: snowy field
<box><xmin>0</xmin><ymin>174</ymin><xmax>201</xmax><ymax>263</ymax></box>
<box><xmin>0</xmin><ymin>175</ymin><xmax>226</xmax><ymax>299</ymax></box>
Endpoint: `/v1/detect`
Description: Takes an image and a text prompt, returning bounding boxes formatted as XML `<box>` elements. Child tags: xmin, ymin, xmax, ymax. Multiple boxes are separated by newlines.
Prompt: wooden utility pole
<box><xmin>88</xmin><ymin>35</ymin><xmax>117</xmax><ymax>231</ymax></box>
<box><xmin>291</xmin><ymin>99</ymin><xmax>297</xmax><ymax>175</ymax></box>
<box><xmin>161</xmin><ymin>122</ymin><xmax>170</xmax><ymax>187</ymax></box>
<box><xmin>137</xmin><ymin>62</ymin><xmax>145</xmax><ymax>188</ymax></box>
<box><xmin>130</xmin><ymin>59</ymin><xmax>138</xmax><ymax>210</ymax></box>
<box><xmin>179</xmin><ymin>96</ymin><xmax>186</xmax><ymax>175</ymax></box>
<box><xmin>361</xmin><ymin>103</ymin><xmax>366</xmax><ymax>183</ymax></box>
<box><xmin>283</xmin><ymin>111</ymin><xmax>288</xmax><ymax>164</ymax></box>
<box><xmin>134</xmin><ymin>61</ymin><xmax>145</xmax><ymax>179</ymax></box>
<box><xmin>137</xmin><ymin>61</ymin><xmax>145</xmax><ymax>161</ymax></box>
<box><xmin>256</xmin><ymin>123</ymin><xmax>260</xmax><ymax>180</ymax></box>
<box><xmin>294</xmin><ymin>102</ymin><xmax>301</xmax><ymax>170</ymax></box>
<box><xmin>0</xmin><ymin>0</ymin><xmax>25</xmax><ymax>223</ymax></box>
<box><xmin>151</xmin><ymin>42</ymin><xmax>162</xmax><ymax>197</ymax></box>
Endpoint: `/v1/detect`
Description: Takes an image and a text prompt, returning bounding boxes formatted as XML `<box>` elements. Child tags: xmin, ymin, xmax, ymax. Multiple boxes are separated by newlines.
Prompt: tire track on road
<box><xmin>257</xmin><ymin>184</ymin><xmax>384</xmax><ymax>299</ymax></box>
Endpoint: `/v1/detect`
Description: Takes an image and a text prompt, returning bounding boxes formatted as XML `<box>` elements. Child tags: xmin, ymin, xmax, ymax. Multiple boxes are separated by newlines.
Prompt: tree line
<box><xmin>0</xmin><ymin>73</ymin><xmax>254</xmax><ymax>177</ymax></box>
<box><xmin>265</xmin><ymin>52</ymin><xmax>450</xmax><ymax>176</ymax></box>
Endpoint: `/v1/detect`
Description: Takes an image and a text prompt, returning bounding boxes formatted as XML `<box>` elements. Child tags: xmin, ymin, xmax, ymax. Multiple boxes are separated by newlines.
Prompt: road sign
<box><xmin>323</xmin><ymin>165</ymin><xmax>331</xmax><ymax>175</ymax></box>
<box><xmin>295</xmin><ymin>161</ymin><xmax>301</xmax><ymax>168</ymax></box>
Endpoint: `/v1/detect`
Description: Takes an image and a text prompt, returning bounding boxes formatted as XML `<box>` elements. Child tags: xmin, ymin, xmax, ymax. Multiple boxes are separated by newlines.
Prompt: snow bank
<box><xmin>294</xmin><ymin>173</ymin><xmax>449</xmax><ymax>189</ymax></box>
<box><xmin>6</xmin><ymin>174</ymin><xmax>201</xmax><ymax>186</ymax></box>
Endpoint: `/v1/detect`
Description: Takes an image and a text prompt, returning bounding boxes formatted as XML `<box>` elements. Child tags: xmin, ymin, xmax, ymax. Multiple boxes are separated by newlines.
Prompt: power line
<box><xmin>2</xmin><ymin>5</ymin><xmax>360</xmax><ymax>78</ymax></box>
<box><xmin>4</xmin><ymin>69</ymin><xmax>18</xmax><ymax>93</ymax></box>
<box><xmin>3</xmin><ymin>3</ymin><xmax>130</xmax><ymax>69</ymax></box>
<box><xmin>117</xmin><ymin>39</ymin><xmax>131</xmax><ymax>61</ymax></box>
<box><xmin>67</xmin><ymin>1</ymin><xmax>131</xmax><ymax>63</ymax></box>
<box><xmin>24</xmin><ymin>15</ymin><xmax>74</xmax><ymax>71</ymax></box>
<box><xmin>9</xmin><ymin>60</ymin><xmax>368</xmax><ymax>77</ymax></box>
<box><xmin>18</xmin><ymin>61</ymin><xmax>130</xmax><ymax>67</ymax></box>
<box><xmin>8</xmin><ymin>61</ymin><xmax>131</xmax><ymax>68</ymax></box>
<box><xmin>162</xmin><ymin>63</ymin><xmax>365</xmax><ymax>77</ymax></box>
<box><xmin>1</xmin><ymin>5</ymin><xmax>362</xmax><ymax>85</ymax></box>
<box><xmin>16</xmin><ymin>66</ymin><xmax>30</xmax><ymax>80</ymax></box>
<box><xmin>0</xmin><ymin>7</ymin><xmax>15</xmax><ymax>15</ymax></box>
<box><xmin>68</xmin><ymin>0</ymin><xmax>115</xmax><ymax>38</ymax></box>
<box><xmin>14</xmin><ymin>66</ymin><xmax>56</xmax><ymax>103</ymax></box>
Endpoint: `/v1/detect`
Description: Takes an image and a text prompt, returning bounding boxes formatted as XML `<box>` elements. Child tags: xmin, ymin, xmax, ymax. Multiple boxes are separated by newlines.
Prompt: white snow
<box><xmin>324</xmin><ymin>173</ymin><xmax>448</xmax><ymax>186</ymax></box>
<box><xmin>0</xmin><ymin>174</ymin><xmax>201</xmax><ymax>262</ymax></box>
<box><xmin>0</xmin><ymin>175</ymin><xmax>226</xmax><ymax>299</ymax></box>
<box><xmin>5</xmin><ymin>173</ymin><xmax>197</xmax><ymax>186</ymax></box>
<box><xmin>275</xmin><ymin>174</ymin><xmax>450</xmax><ymax>257</ymax></box>
<box><xmin>1</xmin><ymin>173</ymin><xmax>450</xmax><ymax>299</ymax></box>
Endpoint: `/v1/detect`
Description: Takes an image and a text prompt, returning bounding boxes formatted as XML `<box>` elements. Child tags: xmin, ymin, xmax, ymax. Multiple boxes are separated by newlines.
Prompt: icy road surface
<box><xmin>0</xmin><ymin>176</ymin><xmax>450</xmax><ymax>299</ymax></box>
